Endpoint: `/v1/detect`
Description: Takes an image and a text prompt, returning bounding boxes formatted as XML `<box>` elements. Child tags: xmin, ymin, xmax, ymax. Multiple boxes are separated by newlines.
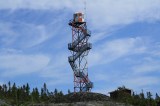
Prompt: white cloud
<box><xmin>40</xmin><ymin>53</ymin><xmax>68</xmax><ymax>77</ymax></box>
<box><xmin>0</xmin><ymin>0</ymin><xmax>82</xmax><ymax>10</ymax></box>
<box><xmin>0</xmin><ymin>22</ymin><xmax>16</xmax><ymax>36</ymax></box>
<box><xmin>94</xmin><ymin>73</ymin><xmax>109</xmax><ymax>82</ymax></box>
<box><xmin>121</xmin><ymin>76</ymin><xmax>159</xmax><ymax>88</ymax></box>
<box><xmin>89</xmin><ymin>37</ymin><xmax>146</xmax><ymax>66</ymax></box>
<box><xmin>0</xmin><ymin>81</ymin><xmax>4</xmax><ymax>85</ymax></box>
<box><xmin>0</xmin><ymin>48</ymin><xmax>22</xmax><ymax>54</ymax></box>
<box><xmin>90</xmin><ymin>32</ymin><xmax>109</xmax><ymax>44</ymax></box>
<box><xmin>0</xmin><ymin>22</ymin><xmax>54</xmax><ymax>48</ymax></box>
<box><xmin>0</xmin><ymin>54</ymin><xmax>50</xmax><ymax>77</ymax></box>
<box><xmin>0</xmin><ymin>22</ymin><xmax>18</xmax><ymax>46</ymax></box>
<box><xmin>149</xmin><ymin>42</ymin><xmax>160</xmax><ymax>56</ymax></box>
<box><xmin>16</xmin><ymin>23</ymin><xmax>53</xmax><ymax>48</ymax></box>
<box><xmin>133</xmin><ymin>59</ymin><xmax>160</xmax><ymax>74</ymax></box>
<box><xmin>39</xmin><ymin>53</ymin><xmax>72</xmax><ymax>85</ymax></box>
<box><xmin>88</xmin><ymin>0</ymin><xmax>160</xmax><ymax>28</ymax></box>
<box><xmin>24</xmin><ymin>25</ymin><xmax>50</xmax><ymax>48</ymax></box>
<box><xmin>47</xmin><ymin>76</ymin><xmax>71</xmax><ymax>86</ymax></box>
<box><xmin>0</xmin><ymin>0</ymin><xmax>160</xmax><ymax>29</ymax></box>
<box><xmin>152</xmin><ymin>51</ymin><xmax>160</xmax><ymax>56</ymax></box>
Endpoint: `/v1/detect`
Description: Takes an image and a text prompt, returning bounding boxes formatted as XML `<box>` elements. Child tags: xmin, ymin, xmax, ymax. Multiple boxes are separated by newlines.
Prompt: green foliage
<box><xmin>111</xmin><ymin>87</ymin><xmax>159</xmax><ymax>106</ymax></box>
<box><xmin>68</xmin><ymin>89</ymin><xmax>71</xmax><ymax>94</ymax></box>
<box><xmin>67</xmin><ymin>103</ymin><xmax>73</xmax><ymax>106</ymax></box>
<box><xmin>40</xmin><ymin>83</ymin><xmax>49</xmax><ymax>102</ymax></box>
<box><xmin>0</xmin><ymin>82</ymin><xmax>159</xmax><ymax>106</ymax></box>
<box><xmin>0</xmin><ymin>82</ymin><xmax>50</xmax><ymax>105</ymax></box>
<box><xmin>0</xmin><ymin>82</ymin><xmax>68</xmax><ymax>105</ymax></box>
<box><xmin>48</xmin><ymin>89</ymin><xmax>66</xmax><ymax>103</ymax></box>
<box><xmin>65</xmin><ymin>92</ymin><xmax>108</xmax><ymax>103</ymax></box>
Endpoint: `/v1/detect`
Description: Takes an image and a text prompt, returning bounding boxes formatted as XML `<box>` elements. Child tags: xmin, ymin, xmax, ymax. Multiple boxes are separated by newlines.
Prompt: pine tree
<box><xmin>32</xmin><ymin>87</ymin><xmax>40</xmax><ymax>103</ymax></box>
<box><xmin>3</xmin><ymin>84</ymin><xmax>7</xmax><ymax>97</ymax></box>
<box><xmin>0</xmin><ymin>85</ymin><xmax>2</xmax><ymax>98</ymax></box>
<box><xmin>41</xmin><ymin>83</ymin><xmax>48</xmax><ymax>103</ymax></box>
<box><xmin>156</xmin><ymin>93</ymin><xmax>160</xmax><ymax>100</ymax></box>
<box><xmin>155</xmin><ymin>93</ymin><xmax>160</xmax><ymax>104</ymax></box>
<box><xmin>68</xmin><ymin>89</ymin><xmax>71</xmax><ymax>94</ymax></box>
<box><xmin>139</xmin><ymin>89</ymin><xmax>145</xmax><ymax>99</ymax></box>
<box><xmin>26</xmin><ymin>83</ymin><xmax>30</xmax><ymax>97</ymax></box>
<box><xmin>8</xmin><ymin>81</ymin><xmax>11</xmax><ymax>98</ymax></box>
<box><xmin>147</xmin><ymin>92</ymin><xmax>153</xmax><ymax>106</ymax></box>
<box><xmin>35</xmin><ymin>87</ymin><xmax>40</xmax><ymax>102</ymax></box>
<box><xmin>54</xmin><ymin>88</ymin><xmax>58</xmax><ymax>96</ymax></box>
<box><xmin>11</xmin><ymin>83</ymin><xmax>18</xmax><ymax>105</ymax></box>
<box><xmin>43</xmin><ymin>83</ymin><xmax>47</xmax><ymax>94</ymax></box>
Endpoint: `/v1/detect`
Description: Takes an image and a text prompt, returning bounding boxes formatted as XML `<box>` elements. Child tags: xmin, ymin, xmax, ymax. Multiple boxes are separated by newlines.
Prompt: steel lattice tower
<box><xmin>68</xmin><ymin>13</ymin><xmax>93</xmax><ymax>92</ymax></box>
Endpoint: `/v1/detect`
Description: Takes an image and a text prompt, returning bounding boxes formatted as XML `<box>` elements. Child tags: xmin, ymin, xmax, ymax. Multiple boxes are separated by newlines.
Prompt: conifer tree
<box><xmin>68</xmin><ymin>89</ymin><xmax>71</xmax><ymax>94</ymax></box>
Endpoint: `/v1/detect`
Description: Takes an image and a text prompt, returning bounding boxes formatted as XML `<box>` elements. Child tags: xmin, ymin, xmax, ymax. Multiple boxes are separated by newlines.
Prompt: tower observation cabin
<box><xmin>74</xmin><ymin>12</ymin><xmax>84</xmax><ymax>23</ymax></box>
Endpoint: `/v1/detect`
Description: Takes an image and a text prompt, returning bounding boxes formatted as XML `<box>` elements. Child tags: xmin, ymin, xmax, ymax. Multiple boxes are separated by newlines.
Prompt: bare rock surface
<box><xmin>65</xmin><ymin>92</ymin><xmax>109</xmax><ymax>102</ymax></box>
<box><xmin>30</xmin><ymin>92</ymin><xmax>132</xmax><ymax>106</ymax></box>
<box><xmin>32</xmin><ymin>101</ymin><xmax>132</xmax><ymax>106</ymax></box>
<box><xmin>0</xmin><ymin>99</ymin><xmax>10</xmax><ymax>106</ymax></box>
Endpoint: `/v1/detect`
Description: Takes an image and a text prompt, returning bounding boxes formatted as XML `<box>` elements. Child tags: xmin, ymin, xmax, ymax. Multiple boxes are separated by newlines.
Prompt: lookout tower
<box><xmin>68</xmin><ymin>12</ymin><xmax>93</xmax><ymax>92</ymax></box>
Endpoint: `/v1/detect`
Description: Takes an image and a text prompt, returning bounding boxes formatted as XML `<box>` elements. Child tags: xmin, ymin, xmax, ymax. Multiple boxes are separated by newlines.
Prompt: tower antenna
<box><xmin>84</xmin><ymin>0</ymin><xmax>87</xmax><ymax>21</ymax></box>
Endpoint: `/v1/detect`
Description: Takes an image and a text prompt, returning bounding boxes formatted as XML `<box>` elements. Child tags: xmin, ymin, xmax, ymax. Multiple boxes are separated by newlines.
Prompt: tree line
<box><xmin>0</xmin><ymin>82</ymin><xmax>160</xmax><ymax>106</ymax></box>
<box><xmin>0</xmin><ymin>82</ymin><xmax>67</xmax><ymax>105</ymax></box>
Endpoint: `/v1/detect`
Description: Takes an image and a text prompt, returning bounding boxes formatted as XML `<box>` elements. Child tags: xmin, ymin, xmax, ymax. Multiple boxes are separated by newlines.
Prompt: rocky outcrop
<box><xmin>31</xmin><ymin>92</ymin><xmax>132</xmax><ymax>106</ymax></box>
<box><xmin>32</xmin><ymin>101</ymin><xmax>132</xmax><ymax>106</ymax></box>
<box><xmin>65</xmin><ymin>92</ymin><xmax>109</xmax><ymax>102</ymax></box>
<box><xmin>0</xmin><ymin>99</ymin><xmax>10</xmax><ymax>106</ymax></box>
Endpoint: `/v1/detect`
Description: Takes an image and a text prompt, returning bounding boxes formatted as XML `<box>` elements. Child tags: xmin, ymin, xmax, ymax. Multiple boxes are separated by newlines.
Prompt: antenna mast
<box><xmin>84</xmin><ymin>0</ymin><xmax>87</xmax><ymax>21</ymax></box>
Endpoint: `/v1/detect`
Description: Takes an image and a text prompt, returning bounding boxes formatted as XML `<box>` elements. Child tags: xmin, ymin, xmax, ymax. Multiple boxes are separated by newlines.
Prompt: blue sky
<box><xmin>0</xmin><ymin>0</ymin><xmax>160</xmax><ymax>96</ymax></box>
